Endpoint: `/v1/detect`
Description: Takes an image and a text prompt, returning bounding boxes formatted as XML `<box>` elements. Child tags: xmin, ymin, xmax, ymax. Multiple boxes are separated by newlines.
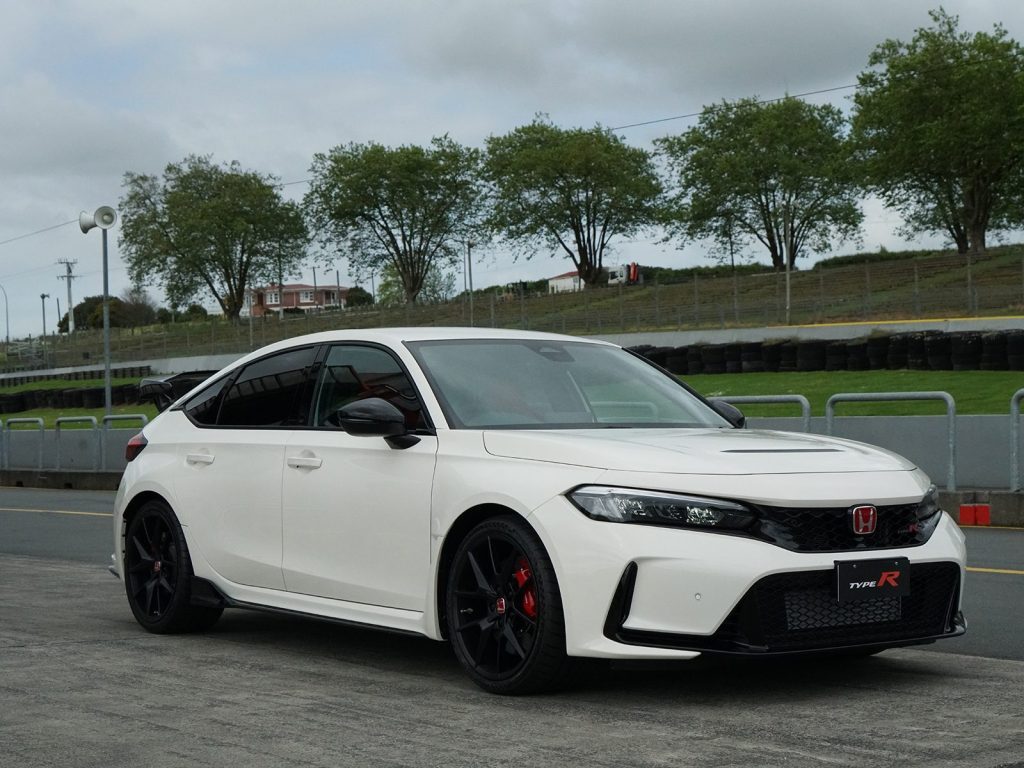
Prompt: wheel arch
<box><xmin>434</xmin><ymin>503</ymin><xmax>545</xmax><ymax>639</ymax></box>
<box><xmin>119</xmin><ymin>491</ymin><xmax>172</xmax><ymax>553</ymax></box>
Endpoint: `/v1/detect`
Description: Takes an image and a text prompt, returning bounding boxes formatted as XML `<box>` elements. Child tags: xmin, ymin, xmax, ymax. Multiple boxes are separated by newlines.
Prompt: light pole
<box><xmin>465</xmin><ymin>240</ymin><xmax>475</xmax><ymax>327</ymax></box>
<box><xmin>79</xmin><ymin>206</ymin><xmax>118</xmax><ymax>415</ymax></box>
<box><xmin>40</xmin><ymin>293</ymin><xmax>49</xmax><ymax>366</ymax></box>
<box><xmin>0</xmin><ymin>282</ymin><xmax>9</xmax><ymax>349</ymax></box>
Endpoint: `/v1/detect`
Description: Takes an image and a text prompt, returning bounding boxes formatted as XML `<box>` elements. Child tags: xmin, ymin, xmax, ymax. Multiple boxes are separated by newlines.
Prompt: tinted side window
<box><xmin>314</xmin><ymin>345</ymin><xmax>425</xmax><ymax>430</ymax></box>
<box><xmin>217</xmin><ymin>347</ymin><xmax>318</xmax><ymax>427</ymax></box>
<box><xmin>183</xmin><ymin>377</ymin><xmax>229</xmax><ymax>425</ymax></box>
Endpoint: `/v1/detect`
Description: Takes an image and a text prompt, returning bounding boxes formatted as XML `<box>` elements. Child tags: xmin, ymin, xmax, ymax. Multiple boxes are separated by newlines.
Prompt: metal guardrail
<box><xmin>0</xmin><ymin>415</ymin><xmax>149</xmax><ymax>474</ymax></box>
<box><xmin>3</xmin><ymin>417</ymin><xmax>45</xmax><ymax>471</ymax></box>
<box><xmin>55</xmin><ymin>416</ymin><xmax>99</xmax><ymax>471</ymax></box>
<box><xmin>100</xmin><ymin>414</ymin><xmax>149</xmax><ymax>471</ymax></box>
<box><xmin>710</xmin><ymin>395</ymin><xmax>812</xmax><ymax>433</ymax></box>
<box><xmin>825</xmin><ymin>391</ymin><xmax>957</xmax><ymax>491</ymax></box>
<box><xmin>1012</xmin><ymin>389</ymin><xmax>1024</xmax><ymax>492</ymax></box>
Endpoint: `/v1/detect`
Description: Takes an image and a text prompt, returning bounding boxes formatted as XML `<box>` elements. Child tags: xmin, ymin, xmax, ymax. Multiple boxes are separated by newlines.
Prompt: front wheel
<box><xmin>123</xmin><ymin>499</ymin><xmax>223</xmax><ymax>633</ymax></box>
<box><xmin>446</xmin><ymin>516</ymin><xmax>571</xmax><ymax>694</ymax></box>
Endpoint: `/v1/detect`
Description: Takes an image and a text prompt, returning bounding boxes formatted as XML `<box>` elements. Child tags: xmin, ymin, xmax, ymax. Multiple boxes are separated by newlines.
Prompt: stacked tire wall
<box><xmin>630</xmin><ymin>330</ymin><xmax>1024</xmax><ymax>374</ymax></box>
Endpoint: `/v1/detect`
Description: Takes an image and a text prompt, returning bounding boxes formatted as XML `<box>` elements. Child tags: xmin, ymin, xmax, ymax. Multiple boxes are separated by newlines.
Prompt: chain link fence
<box><xmin>11</xmin><ymin>250</ymin><xmax>1024</xmax><ymax>370</ymax></box>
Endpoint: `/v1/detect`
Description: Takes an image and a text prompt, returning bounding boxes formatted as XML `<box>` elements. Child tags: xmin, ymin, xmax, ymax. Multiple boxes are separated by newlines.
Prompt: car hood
<box><xmin>482</xmin><ymin>428</ymin><xmax>917</xmax><ymax>475</ymax></box>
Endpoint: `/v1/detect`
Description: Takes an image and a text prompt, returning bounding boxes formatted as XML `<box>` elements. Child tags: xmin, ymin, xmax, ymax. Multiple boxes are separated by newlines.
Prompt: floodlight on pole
<box><xmin>80</xmin><ymin>205</ymin><xmax>118</xmax><ymax>415</ymax></box>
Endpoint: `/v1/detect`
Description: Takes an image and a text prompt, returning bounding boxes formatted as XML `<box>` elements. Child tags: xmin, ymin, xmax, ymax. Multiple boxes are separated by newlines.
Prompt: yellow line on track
<box><xmin>967</xmin><ymin>566</ymin><xmax>1024</xmax><ymax>576</ymax></box>
<box><xmin>0</xmin><ymin>506</ymin><xmax>111</xmax><ymax>518</ymax></box>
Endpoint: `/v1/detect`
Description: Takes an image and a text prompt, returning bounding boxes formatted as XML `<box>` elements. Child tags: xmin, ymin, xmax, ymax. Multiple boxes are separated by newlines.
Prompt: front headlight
<box><xmin>568</xmin><ymin>486</ymin><xmax>755</xmax><ymax>531</ymax></box>
<box><xmin>916</xmin><ymin>484</ymin><xmax>941</xmax><ymax>520</ymax></box>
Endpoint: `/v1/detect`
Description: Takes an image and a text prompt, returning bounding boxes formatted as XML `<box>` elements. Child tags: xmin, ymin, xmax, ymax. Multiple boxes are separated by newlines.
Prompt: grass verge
<box><xmin>684</xmin><ymin>370</ymin><xmax>1024</xmax><ymax>416</ymax></box>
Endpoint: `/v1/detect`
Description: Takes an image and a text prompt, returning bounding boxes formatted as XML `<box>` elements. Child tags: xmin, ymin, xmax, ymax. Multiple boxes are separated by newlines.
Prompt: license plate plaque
<box><xmin>836</xmin><ymin>558</ymin><xmax>910</xmax><ymax>605</ymax></box>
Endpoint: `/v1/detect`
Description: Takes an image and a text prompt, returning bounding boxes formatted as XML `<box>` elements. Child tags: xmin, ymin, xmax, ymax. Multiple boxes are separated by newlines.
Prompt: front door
<box><xmin>281</xmin><ymin>344</ymin><xmax>438</xmax><ymax>610</ymax></box>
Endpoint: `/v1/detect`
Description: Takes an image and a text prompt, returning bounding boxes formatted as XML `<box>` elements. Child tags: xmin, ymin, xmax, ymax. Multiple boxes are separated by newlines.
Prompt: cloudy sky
<box><xmin>0</xmin><ymin>0</ymin><xmax>1020</xmax><ymax>339</ymax></box>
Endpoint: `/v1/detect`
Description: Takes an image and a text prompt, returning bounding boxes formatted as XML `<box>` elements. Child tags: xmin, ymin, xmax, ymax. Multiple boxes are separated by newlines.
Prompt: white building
<box><xmin>547</xmin><ymin>270</ymin><xmax>582</xmax><ymax>294</ymax></box>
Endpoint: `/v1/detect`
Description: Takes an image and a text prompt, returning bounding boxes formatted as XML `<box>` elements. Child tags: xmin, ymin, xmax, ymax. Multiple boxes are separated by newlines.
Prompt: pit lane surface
<box><xmin>2</xmin><ymin>488</ymin><xmax>1023</xmax><ymax>767</ymax></box>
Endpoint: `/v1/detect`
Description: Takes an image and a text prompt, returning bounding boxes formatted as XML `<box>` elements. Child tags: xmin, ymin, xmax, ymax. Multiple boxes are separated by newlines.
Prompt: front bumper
<box><xmin>529</xmin><ymin>497</ymin><xmax>966</xmax><ymax>660</ymax></box>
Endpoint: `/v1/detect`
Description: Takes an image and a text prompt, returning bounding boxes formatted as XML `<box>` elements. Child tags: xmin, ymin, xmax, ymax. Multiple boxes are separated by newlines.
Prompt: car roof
<box><xmin>226</xmin><ymin>327</ymin><xmax>617</xmax><ymax>369</ymax></box>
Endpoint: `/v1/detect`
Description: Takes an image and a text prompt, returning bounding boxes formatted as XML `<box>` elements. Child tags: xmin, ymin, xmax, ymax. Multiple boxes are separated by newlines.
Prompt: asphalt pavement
<box><xmin>2</xmin><ymin>487</ymin><xmax>1024</xmax><ymax>767</ymax></box>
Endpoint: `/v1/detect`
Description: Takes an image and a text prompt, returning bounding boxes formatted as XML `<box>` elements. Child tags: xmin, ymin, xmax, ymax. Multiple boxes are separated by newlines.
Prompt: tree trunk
<box><xmin>579</xmin><ymin>260</ymin><xmax>603</xmax><ymax>287</ymax></box>
<box><xmin>968</xmin><ymin>224</ymin><xmax>986</xmax><ymax>255</ymax></box>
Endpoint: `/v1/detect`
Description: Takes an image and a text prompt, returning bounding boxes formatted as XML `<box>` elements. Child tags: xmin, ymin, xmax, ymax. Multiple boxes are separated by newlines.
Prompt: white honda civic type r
<box><xmin>112</xmin><ymin>328</ymin><xmax>966</xmax><ymax>693</ymax></box>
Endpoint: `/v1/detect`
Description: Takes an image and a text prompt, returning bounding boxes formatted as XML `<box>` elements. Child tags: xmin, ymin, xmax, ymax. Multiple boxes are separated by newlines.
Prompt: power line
<box><xmin>0</xmin><ymin>219</ymin><xmax>76</xmax><ymax>248</ymax></box>
<box><xmin>612</xmin><ymin>52</ymin><xmax>1019</xmax><ymax>132</ymax></box>
<box><xmin>611</xmin><ymin>83</ymin><xmax>859</xmax><ymax>131</ymax></box>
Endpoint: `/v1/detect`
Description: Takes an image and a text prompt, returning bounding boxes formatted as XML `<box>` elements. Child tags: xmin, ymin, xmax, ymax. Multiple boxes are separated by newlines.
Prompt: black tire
<box><xmin>446</xmin><ymin>516</ymin><xmax>570</xmax><ymax>694</ymax></box>
<box><xmin>123</xmin><ymin>500</ymin><xmax>223</xmax><ymax>634</ymax></box>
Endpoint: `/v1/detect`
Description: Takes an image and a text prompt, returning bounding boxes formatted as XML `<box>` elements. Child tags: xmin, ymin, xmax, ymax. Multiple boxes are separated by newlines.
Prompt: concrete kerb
<box><xmin>1</xmin><ymin>469</ymin><xmax>123</xmax><ymax>491</ymax></box>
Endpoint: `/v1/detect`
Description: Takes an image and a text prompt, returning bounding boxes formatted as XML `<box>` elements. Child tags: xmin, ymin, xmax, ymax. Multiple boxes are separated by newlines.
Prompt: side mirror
<box><xmin>710</xmin><ymin>399</ymin><xmax>746</xmax><ymax>429</ymax></box>
<box><xmin>336</xmin><ymin>398</ymin><xmax>420</xmax><ymax>448</ymax></box>
<box><xmin>138</xmin><ymin>378</ymin><xmax>175</xmax><ymax>412</ymax></box>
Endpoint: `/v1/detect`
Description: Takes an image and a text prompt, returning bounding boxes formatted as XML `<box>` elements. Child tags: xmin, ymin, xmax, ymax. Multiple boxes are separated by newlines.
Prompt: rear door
<box><xmin>173</xmin><ymin>346</ymin><xmax>319</xmax><ymax>590</ymax></box>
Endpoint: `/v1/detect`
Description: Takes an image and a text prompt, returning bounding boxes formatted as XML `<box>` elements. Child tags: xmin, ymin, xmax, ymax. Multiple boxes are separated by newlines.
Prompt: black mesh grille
<box><xmin>614</xmin><ymin>562</ymin><xmax>961</xmax><ymax>654</ymax></box>
<box><xmin>750</xmin><ymin>503</ymin><xmax>937</xmax><ymax>552</ymax></box>
<box><xmin>783</xmin><ymin>590</ymin><xmax>900</xmax><ymax>630</ymax></box>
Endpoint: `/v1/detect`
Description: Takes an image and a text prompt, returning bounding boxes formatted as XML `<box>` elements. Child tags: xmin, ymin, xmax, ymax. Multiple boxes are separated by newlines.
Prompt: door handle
<box><xmin>286</xmin><ymin>455</ymin><xmax>323</xmax><ymax>470</ymax></box>
<box><xmin>185</xmin><ymin>452</ymin><xmax>215</xmax><ymax>466</ymax></box>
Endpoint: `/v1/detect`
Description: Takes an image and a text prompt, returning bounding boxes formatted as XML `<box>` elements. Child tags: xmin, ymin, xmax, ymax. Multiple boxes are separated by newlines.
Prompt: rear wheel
<box><xmin>446</xmin><ymin>516</ymin><xmax>571</xmax><ymax>694</ymax></box>
<box><xmin>123</xmin><ymin>499</ymin><xmax>223</xmax><ymax>633</ymax></box>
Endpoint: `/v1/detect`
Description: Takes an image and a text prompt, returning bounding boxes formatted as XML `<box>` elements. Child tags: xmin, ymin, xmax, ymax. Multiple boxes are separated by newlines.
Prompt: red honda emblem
<box><xmin>851</xmin><ymin>505</ymin><xmax>878</xmax><ymax>535</ymax></box>
<box><xmin>495</xmin><ymin>597</ymin><xmax>507</xmax><ymax>616</ymax></box>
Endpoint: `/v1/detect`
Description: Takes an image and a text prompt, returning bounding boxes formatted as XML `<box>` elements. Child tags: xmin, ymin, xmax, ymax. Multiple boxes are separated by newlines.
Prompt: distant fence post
<box><xmin>692</xmin><ymin>274</ymin><xmax>699</xmax><ymax>325</ymax></box>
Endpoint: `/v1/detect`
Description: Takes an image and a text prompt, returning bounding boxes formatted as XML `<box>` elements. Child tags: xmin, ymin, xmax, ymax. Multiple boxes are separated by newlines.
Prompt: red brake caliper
<box><xmin>514</xmin><ymin>557</ymin><xmax>538</xmax><ymax>620</ymax></box>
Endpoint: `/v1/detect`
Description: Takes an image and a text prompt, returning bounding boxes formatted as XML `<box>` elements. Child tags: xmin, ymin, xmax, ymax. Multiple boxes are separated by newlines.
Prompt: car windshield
<box><xmin>407</xmin><ymin>339</ymin><xmax>730</xmax><ymax>429</ymax></box>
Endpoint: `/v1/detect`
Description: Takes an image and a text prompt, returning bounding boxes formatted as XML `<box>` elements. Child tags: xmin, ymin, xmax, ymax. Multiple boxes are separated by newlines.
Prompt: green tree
<box><xmin>305</xmin><ymin>136</ymin><xmax>482</xmax><ymax>304</ymax></box>
<box><xmin>658</xmin><ymin>98</ymin><xmax>862</xmax><ymax>271</ymax></box>
<box><xmin>485</xmin><ymin>118</ymin><xmax>663</xmax><ymax>286</ymax></box>
<box><xmin>118</xmin><ymin>287</ymin><xmax>158</xmax><ymax>328</ymax></box>
<box><xmin>852</xmin><ymin>9</ymin><xmax>1024</xmax><ymax>254</ymax></box>
<box><xmin>344</xmin><ymin>286</ymin><xmax>374</xmax><ymax>307</ymax></box>
<box><xmin>58</xmin><ymin>295</ymin><xmax>103</xmax><ymax>332</ymax></box>
<box><xmin>375</xmin><ymin>263</ymin><xmax>455</xmax><ymax>306</ymax></box>
<box><xmin>119</xmin><ymin>155</ymin><xmax>308</xmax><ymax>320</ymax></box>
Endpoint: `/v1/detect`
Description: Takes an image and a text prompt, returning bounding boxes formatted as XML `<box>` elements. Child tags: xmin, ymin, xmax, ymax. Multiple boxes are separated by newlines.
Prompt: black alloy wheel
<box><xmin>446</xmin><ymin>516</ymin><xmax>571</xmax><ymax>694</ymax></box>
<box><xmin>124</xmin><ymin>500</ymin><xmax>223</xmax><ymax>634</ymax></box>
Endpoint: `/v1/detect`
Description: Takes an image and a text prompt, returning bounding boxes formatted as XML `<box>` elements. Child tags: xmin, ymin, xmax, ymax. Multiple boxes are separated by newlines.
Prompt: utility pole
<box><xmin>40</xmin><ymin>293</ymin><xmax>50</xmax><ymax>367</ymax></box>
<box><xmin>57</xmin><ymin>259</ymin><xmax>78</xmax><ymax>333</ymax></box>
<box><xmin>783</xmin><ymin>207</ymin><xmax>792</xmax><ymax>325</ymax></box>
